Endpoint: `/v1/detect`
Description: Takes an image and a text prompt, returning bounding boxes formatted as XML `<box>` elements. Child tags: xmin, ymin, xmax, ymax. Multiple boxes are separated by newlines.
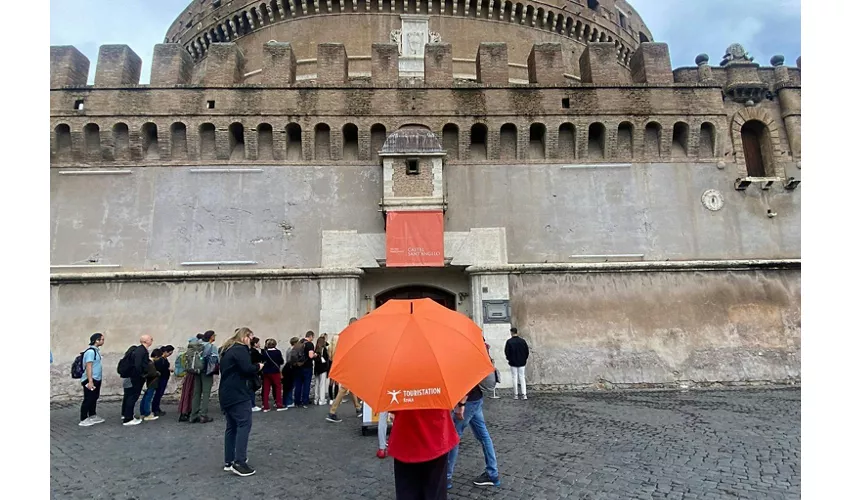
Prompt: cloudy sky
<box><xmin>50</xmin><ymin>0</ymin><xmax>801</xmax><ymax>83</ymax></box>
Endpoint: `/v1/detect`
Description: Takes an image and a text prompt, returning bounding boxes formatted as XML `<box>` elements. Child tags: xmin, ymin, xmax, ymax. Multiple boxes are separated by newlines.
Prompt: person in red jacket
<box><xmin>387</xmin><ymin>409</ymin><xmax>459</xmax><ymax>500</ymax></box>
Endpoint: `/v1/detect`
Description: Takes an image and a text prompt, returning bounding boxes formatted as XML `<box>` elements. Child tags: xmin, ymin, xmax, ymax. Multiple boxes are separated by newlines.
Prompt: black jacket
<box><xmin>504</xmin><ymin>336</ymin><xmax>530</xmax><ymax>367</ymax></box>
<box><xmin>132</xmin><ymin>345</ymin><xmax>150</xmax><ymax>380</ymax></box>
<box><xmin>261</xmin><ymin>349</ymin><xmax>285</xmax><ymax>375</ymax></box>
<box><xmin>218</xmin><ymin>343</ymin><xmax>259</xmax><ymax>409</ymax></box>
<box><xmin>313</xmin><ymin>346</ymin><xmax>330</xmax><ymax>375</ymax></box>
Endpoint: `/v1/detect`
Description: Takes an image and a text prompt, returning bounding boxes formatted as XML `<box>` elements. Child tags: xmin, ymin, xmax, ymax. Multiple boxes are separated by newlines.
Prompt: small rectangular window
<box><xmin>406</xmin><ymin>159</ymin><xmax>420</xmax><ymax>175</ymax></box>
<box><xmin>206</xmin><ymin>100</ymin><xmax>216</xmax><ymax>109</ymax></box>
<box><xmin>74</xmin><ymin>99</ymin><xmax>84</xmax><ymax>110</ymax></box>
<box><xmin>619</xmin><ymin>13</ymin><xmax>627</xmax><ymax>28</ymax></box>
<box><xmin>561</xmin><ymin>98</ymin><xmax>570</xmax><ymax>109</ymax></box>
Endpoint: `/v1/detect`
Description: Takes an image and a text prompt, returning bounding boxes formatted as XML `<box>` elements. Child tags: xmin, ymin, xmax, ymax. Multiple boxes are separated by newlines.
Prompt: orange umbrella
<box><xmin>328</xmin><ymin>298</ymin><xmax>494</xmax><ymax>413</ymax></box>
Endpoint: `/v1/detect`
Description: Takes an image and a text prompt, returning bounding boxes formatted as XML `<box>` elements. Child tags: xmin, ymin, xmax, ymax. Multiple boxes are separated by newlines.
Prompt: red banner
<box><xmin>386</xmin><ymin>211</ymin><xmax>444</xmax><ymax>267</ymax></box>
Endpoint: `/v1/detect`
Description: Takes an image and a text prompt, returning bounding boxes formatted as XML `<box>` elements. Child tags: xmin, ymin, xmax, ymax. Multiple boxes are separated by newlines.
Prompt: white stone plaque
<box><xmin>397</xmin><ymin>15</ymin><xmax>434</xmax><ymax>78</ymax></box>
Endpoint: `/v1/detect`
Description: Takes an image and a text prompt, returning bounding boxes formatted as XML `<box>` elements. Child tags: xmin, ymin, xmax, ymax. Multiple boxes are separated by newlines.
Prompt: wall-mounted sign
<box><xmin>386</xmin><ymin>210</ymin><xmax>444</xmax><ymax>267</ymax></box>
<box><xmin>483</xmin><ymin>300</ymin><xmax>511</xmax><ymax>324</ymax></box>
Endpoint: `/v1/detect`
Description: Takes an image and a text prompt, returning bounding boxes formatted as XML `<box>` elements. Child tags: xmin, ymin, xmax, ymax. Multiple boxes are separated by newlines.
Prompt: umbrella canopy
<box><xmin>329</xmin><ymin>298</ymin><xmax>494</xmax><ymax>413</ymax></box>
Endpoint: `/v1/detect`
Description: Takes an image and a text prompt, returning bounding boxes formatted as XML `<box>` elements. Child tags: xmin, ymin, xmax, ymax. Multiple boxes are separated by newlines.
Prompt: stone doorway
<box><xmin>375</xmin><ymin>285</ymin><xmax>457</xmax><ymax>311</ymax></box>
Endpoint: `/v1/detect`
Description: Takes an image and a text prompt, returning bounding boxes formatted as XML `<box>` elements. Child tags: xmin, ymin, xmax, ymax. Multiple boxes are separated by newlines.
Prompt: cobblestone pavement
<box><xmin>50</xmin><ymin>388</ymin><xmax>800</xmax><ymax>500</ymax></box>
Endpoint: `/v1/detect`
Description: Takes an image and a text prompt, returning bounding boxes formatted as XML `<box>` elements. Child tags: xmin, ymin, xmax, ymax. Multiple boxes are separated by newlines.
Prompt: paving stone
<box><xmin>50</xmin><ymin>388</ymin><xmax>801</xmax><ymax>499</ymax></box>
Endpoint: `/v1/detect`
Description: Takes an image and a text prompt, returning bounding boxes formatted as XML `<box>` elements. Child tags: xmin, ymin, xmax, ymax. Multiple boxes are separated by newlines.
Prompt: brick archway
<box><xmin>730</xmin><ymin>107</ymin><xmax>783</xmax><ymax>178</ymax></box>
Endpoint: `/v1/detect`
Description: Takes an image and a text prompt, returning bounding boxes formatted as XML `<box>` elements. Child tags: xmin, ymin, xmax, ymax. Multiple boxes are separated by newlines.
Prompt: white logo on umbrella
<box><xmin>388</xmin><ymin>390</ymin><xmax>401</xmax><ymax>404</ymax></box>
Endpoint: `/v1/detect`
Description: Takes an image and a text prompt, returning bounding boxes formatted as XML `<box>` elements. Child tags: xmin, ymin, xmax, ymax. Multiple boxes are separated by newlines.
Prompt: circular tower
<box><xmin>166</xmin><ymin>0</ymin><xmax>653</xmax><ymax>83</ymax></box>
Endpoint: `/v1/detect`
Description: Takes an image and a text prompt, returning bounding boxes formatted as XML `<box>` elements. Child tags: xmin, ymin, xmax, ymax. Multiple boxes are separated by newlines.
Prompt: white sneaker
<box><xmin>276</xmin><ymin>408</ymin><xmax>287</xmax><ymax>411</ymax></box>
<box><xmin>252</xmin><ymin>406</ymin><xmax>262</xmax><ymax>412</ymax></box>
<box><xmin>123</xmin><ymin>418</ymin><xmax>143</xmax><ymax>426</ymax></box>
<box><xmin>514</xmin><ymin>395</ymin><xmax>519</xmax><ymax>400</ymax></box>
<box><xmin>143</xmin><ymin>415</ymin><xmax>159</xmax><ymax>421</ymax></box>
<box><xmin>522</xmin><ymin>394</ymin><xmax>528</xmax><ymax>400</ymax></box>
<box><xmin>286</xmin><ymin>404</ymin><xmax>295</xmax><ymax>408</ymax></box>
<box><xmin>78</xmin><ymin>418</ymin><xmax>94</xmax><ymax>427</ymax></box>
<box><xmin>89</xmin><ymin>415</ymin><xmax>105</xmax><ymax>424</ymax></box>
<box><xmin>318</xmin><ymin>401</ymin><xmax>327</xmax><ymax>406</ymax></box>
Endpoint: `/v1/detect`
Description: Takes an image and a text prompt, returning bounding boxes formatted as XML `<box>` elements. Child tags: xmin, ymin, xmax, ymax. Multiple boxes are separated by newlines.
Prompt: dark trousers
<box><xmin>223</xmin><ymin>399</ymin><xmax>253</xmax><ymax>466</ymax></box>
<box><xmin>393</xmin><ymin>453</ymin><xmax>449</xmax><ymax>500</ymax></box>
<box><xmin>80</xmin><ymin>379</ymin><xmax>102</xmax><ymax>421</ymax></box>
<box><xmin>121</xmin><ymin>377</ymin><xmax>144</xmax><ymax>422</ymax></box>
<box><xmin>282</xmin><ymin>367</ymin><xmax>295</xmax><ymax>406</ymax></box>
<box><xmin>152</xmin><ymin>376</ymin><xmax>168</xmax><ymax>415</ymax></box>
<box><xmin>294</xmin><ymin>366</ymin><xmax>313</xmax><ymax>406</ymax></box>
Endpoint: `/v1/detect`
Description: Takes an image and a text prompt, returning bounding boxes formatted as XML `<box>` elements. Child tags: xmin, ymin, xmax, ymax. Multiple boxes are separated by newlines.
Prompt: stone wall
<box><xmin>508</xmin><ymin>268</ymin><xmax>800</xmax><ymax>387</ymax></box>
<box><xmin>50</xmin><ymin>277</ymin><xmax>321</xmax><ymax>399</ymax></box>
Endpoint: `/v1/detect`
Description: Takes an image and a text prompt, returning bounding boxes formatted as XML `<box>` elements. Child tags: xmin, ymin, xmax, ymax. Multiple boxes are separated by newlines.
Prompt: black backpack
<box><xmin>289</xmin><ymin>340</ymin><xmax>307</xmax><ymax>368</ymax></box>
<box><xmin>116</xmin><ymin>345</ymin><xmax>138</xmax><ymax>378</ymax></box>
<box><xmin>70</xmin><ymin>347</ymin><xmax>96</xmax><ymax>379</ymax></box>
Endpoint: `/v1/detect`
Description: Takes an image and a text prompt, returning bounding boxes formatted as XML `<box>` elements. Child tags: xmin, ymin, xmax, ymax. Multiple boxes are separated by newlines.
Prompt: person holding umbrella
<box><xmin>329</xmin><ymin>298</ymin><xmax>495</xmax><ymax>500</ymax></box>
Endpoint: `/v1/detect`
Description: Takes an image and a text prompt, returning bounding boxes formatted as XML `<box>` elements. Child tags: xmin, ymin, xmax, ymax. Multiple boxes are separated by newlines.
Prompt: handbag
<box><xmin>249</xmin><ymin>371</ymin><xmax>262</xmax><ymax>393</ymax></box>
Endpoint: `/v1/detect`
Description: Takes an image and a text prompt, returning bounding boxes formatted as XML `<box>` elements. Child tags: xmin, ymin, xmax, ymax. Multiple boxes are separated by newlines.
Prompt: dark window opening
<box><xmin>285</xmin><ymin>123</ymin><xmax>303</xmax><ymax>161</ymax></box>
<box><xmin>619</xmin><ymin>12</ymin><xmax>627</xmax><ymax>28</ymax></box>
<box><xmin>529</xmin><ymin>123</ymin><xmax>546</xmax><ymax>159</ymax></box>
<box><xmin>639</xmin><ymin>32</ymin><xmax>649</xmax><ymax>43</ymax></box>
<box><xmin>587</xmin><ymin>0</ymin><xmax>599</xmax><ymax>10</ymax></box>
<box><xmin>229</xmin><ymin>123</ymin><xmax>245</xmax><ymax>160</ymax></box>
<box><xmin>74</xmin><ymin>100</ymin><xmax>84</xmax><ymax>110</ymax></box>
<box><xmin>342</xmin><ymin>124</ymin><xmax>359</xmax><ymax>160</ymax></box>
<box><xmin>742</xmin><ymin>120</ymin><xmax>770</xmax><ymax>177</ymax></box>
<box><xmin>141</xmin><ymin>123</ymin><xmax>159</xmax><ymax>160</ymax></box>
<box><xmin>199</xmin><ymin>123</ymin><xmax>216</xmax><ymax>160</ymax></box>
<box><xmin>470</xmin><ymin>124</ymin><xmax>488</xmax><ymax>160</ymax></box>
<box><xmin>588</xmin><ymin>122</ymin><xmax>605</xmax><ymax>160</ymax></box>
<box><xmin>561</xmin><ymin>98</ymin><xmax>570</xmax><ymax>109</ymax></box>
<box><xmin>406</xmin><ymin>158</ymin><xmax>420</xmax><ymax>175</ymax></box>
<box><xmin>206</xmin><ymin>100</ymin><xmax>216</xmax><ymax>109</ymax></box>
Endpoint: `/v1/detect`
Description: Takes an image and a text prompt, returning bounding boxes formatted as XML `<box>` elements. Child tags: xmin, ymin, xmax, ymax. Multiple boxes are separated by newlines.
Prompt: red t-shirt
<box><xmin>387</xmin><ymin>409</ymin><xmax>459</xmax><ymax>463</ymax></box>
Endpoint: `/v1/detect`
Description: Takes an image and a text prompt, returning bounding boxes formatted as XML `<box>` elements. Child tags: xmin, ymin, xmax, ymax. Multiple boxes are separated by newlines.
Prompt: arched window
<box><xmin>470</xmin><ymin>124</ymin><xmax>488</xmax><ymax>160</ymax></box>
<box><xmin>170</xmin><ymin>122</ymin><xmax>188</xmax><ymax>160</ymax></box>
<box><xmin>55</xmin><ymin>124</ymin><xmax>72</xmax><ymax>159</ymax></box>
<box><xmin>529</xmin><ymin>123</ymin><xmax>546</xmax><ymax>159</ymax></box>
<box><xmin>617</xmin><ymin>122</ymin><xmax>633</xmax><ymax>159</ymax></box>
<box><xmin>639</xmin><ymin>32</ymin><xmax>650</xmax><ymax>43</ymax></box>
<box><xmin>229</xmin><ymin>123</ymin><xmax>245</xmax><ymax>160</ymax></box>
<box><xmin>442</xmin><ymin>124</ymin><xmax>459</xmax><ymax>160</ymax></box>
<box><xmin>741</xmin><ymin>120</ymin><xmax>773</xmax><ymax>177</ymax></box>
<box><xmin>587</xmin><ymin>0</ymin><xmax>599</xmax><ymax>10</ymax></box>
<box><xmin>558</xmin><ymin>123</ymin><xmax>576</xmax><ymax>159</ymax></box>
<box><xmin>587</xmin><ymin>122</ymin><xmax>605</xmax><ymax>160</ymax></box>
<box><xmin>699</xmin><ymin>122</ymin><xmax>715</xmax><ymax>158</ymax></box>
<box><xmin>141</xmin><ymin>123</ymin><xmax>159</xmax><ymax>160</ymax></box>
<box><xmin>315</xmin><ymin>123</ymin><xmax>331</xmax><ymax>160</ymax></box>
<box><xmin>672</xmin><ymin>122</ymin><xmax>689</xmax><ymax>158</ymax></box>
<box><xmin>645</xmin><ymin>122</ymin><xmax>661</xmax><ymax>159</ymax></box>
<box><xmin>342</xmin><ymin>124</ymin><xmax>359</xmax><ymax>160</ymax></box>
<box><xmin>83</xmin><ymin>124</ymin><xmax>101</xmax><ymax>159</ymax></box>
<box><xmin>285</xmin><ymin>123</ymin><xmax>303</xmax><ymax>161</ymax></box>
<box><xmin>499</xmin><ymin>124</ymin><xmax>517</xmax><ymax>160</ymax></box>
<box><xmin>112</xmin><ymin>123</ymin><xmax>130</xmax><ymax>160</ymax></box>
<box><xmin>199</xmin><ymin>123</ymin><xmax>216</xmax><ymax>160</ymax></box>
<box><xmin>257</xmin><ymin>123</ymin><xmax>274</xmax><ymax>160</ymax></box>
<box><xmin>371</xmin><ymin>124</ymin><xmax>387</xmax><ymax>161</ymax></box>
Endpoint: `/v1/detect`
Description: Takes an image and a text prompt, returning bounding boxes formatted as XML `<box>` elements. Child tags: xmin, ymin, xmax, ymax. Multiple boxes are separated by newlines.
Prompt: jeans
<box><xmin>140</xmin><ymin>386</ymin><xmax>156</xmax><ymax>416</ymax></box>
<box><xmin>121</xmin><ymin>377</ymin><xmax>144</xmax><ymax>422</ymax></box>
<box><xmin>446</xmin><ymin>398</ymin><xmax>498</xmax><ymax>481</ymax></box>
<box><xmin>378</xmin><ymin>411</ymin><xmax>389</xmax><ymax>450</ymax></box>
<box><xmin>282</xmin><ymin>367</ymin><xmax>295</xmax><ymax>407</ymax></box>
<box><xmin>223</xmin><ymin>399</ymin><xmax>253</xmax><ymax>466</ymax></box>
<box><xmin>190</xmin><ymin>373</ymin><xmax>214</xmax><ymax>420</ymax></box>
<box><xmin>80</xmin><ymin>379</ymin><xmax>102</xmax><ymax>421</ymax></box>
<box><xmin>152</xmin><ymin>377</ymin><xmax>168</xmax><ymax>415</ymax></box>
<box><xmin>510</xmin><ymin>365</ymin><xmax>527</xmax><ymax>396</ymax></box>
<box><xmin>262</xmin><ymin>372</ymin><xmax>283</xmax><ymax>409</ymax></box>
<box><xmin>294</xmin><ymin>366</ymin><xmax>313</xmax><ymax>406</ymax></box>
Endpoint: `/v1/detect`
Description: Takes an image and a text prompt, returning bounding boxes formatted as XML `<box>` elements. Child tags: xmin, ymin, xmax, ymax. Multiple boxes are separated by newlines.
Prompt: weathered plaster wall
<box><xmin>508</xmin><ymin>269</ymin><xmax>800</xmax><ymax>387</ymax></box>
<box><xmin>445</xmin><ymin>162</ymin><xmax>801</xmax><ymax>262</ymax></box>
<box><xmin>50</xmin><ymin>278</ymin><xmax>320</xmax><ymax>399</ymax></box>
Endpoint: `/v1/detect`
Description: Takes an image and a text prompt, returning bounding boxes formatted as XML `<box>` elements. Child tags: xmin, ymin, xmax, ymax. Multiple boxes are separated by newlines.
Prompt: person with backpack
<box><xmin>118</xmin><ymin>334</ymin><xmax>153</xmax><ymax>426</ymax></box>
<box><xmin>139</xmin><ymin>348</ymin><xmax>162</xmax><ymax>422</ymax></box>
<box><xmin>190</xmin><ymin>330</ymin><xmax>217</xmax><ymax>424</ymax></box>
<box><xmin>313</xmin><ymin>334</ymin><xmax>331</xmax><ymax>405</ymax></box>
<box><xmin>504</xmin><ymin>327</ymin><xmax>530</xmax><ymax>400</ymax></box>
<box><xmin>291</xmin><ymin>331</ymin><xmax>316</xmax><ymax>408</ymax></box>
<box><xmin>281</xmin><ymin>336</ymin><xmax>299</xmax><ymax>409</ymax></box>
<box><xmin>178</xmin><ymin>335</ymin><xmax>204</xmax><ymax>422</ymax></box>
<box><xmin>219</xmin><ymin>327</ymin><xmax>264</xmax><ymax>477</ymax></box>
<box><xmin>445</xmin><ymin>381</ymin><xmax>501</xmax><ymax>490</ymax></box>
<box><xmin>151</xmin><ymin>345</ymin><xmax>174</xmax><ymax>417</ymax></box>
<box><xmin>77</xmin><ymin>333</ymin><xmax>105</xmax><ymax>427</ymax></box>
<box><xmin>261</xmin><ymin>338</ymin><xmax>285</xmax><ymax>412</ymax></box>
